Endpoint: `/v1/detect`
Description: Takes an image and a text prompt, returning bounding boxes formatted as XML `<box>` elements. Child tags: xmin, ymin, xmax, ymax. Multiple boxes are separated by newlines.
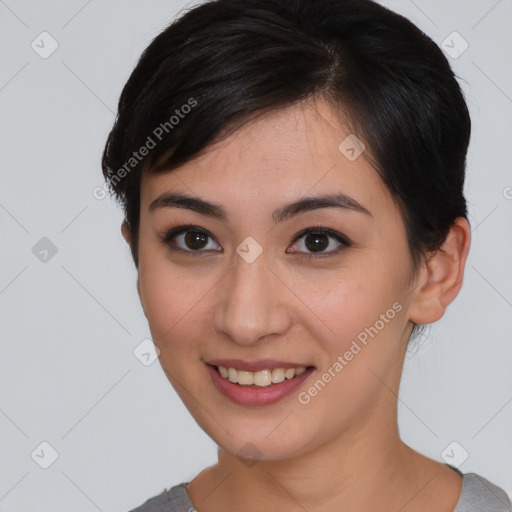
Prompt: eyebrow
<box><xmin>149</xmin><ymin>191</ymin><xmax>372</xmax><ymax>223</ymax></box>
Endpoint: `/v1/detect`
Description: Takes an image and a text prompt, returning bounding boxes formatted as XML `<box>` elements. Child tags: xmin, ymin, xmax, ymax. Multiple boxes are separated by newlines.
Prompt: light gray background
<box><xmin>0</xmin><ymin>0</ymin><xmax>511</xmax><ymax>511</ymax></box>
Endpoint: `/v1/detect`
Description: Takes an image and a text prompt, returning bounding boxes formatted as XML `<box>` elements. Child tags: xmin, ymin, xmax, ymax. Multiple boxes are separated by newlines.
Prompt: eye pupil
<box><xmin>305</xmin><ymin>233</ymin><xmax>329</xmax><ymax>252</ymax></box>
<box><xmin>185</xmin><ymin>230</ymin><xmax>208</xmax><ymax>250</ymax></box>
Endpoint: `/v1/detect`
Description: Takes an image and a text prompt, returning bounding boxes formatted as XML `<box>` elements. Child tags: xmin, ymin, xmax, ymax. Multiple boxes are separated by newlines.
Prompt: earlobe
<box><xmin>121</xmin><ymin>221</ymin><xmax>131</xmax><ymax>245</ymax></box>
<box><xmin>136</xmin><ymin>275</ymin><xmax>147</xmax><ymax>318</ymax></box>
<box><xmin>408</xmin><ymin>217</ymin><xmax>471</xmax><ymax>325</ymax></box>
<box><xmin>123</xmin><ymin>221</ymin><xmax>146</xmax><ymax>318</ymax></box>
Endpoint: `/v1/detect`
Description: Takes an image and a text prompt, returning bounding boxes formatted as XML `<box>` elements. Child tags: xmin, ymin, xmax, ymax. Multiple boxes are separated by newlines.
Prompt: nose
<box><xmin>211</xmin><ymin>251</ymin><xmax>293</xmax><ymax>346</ymax></box>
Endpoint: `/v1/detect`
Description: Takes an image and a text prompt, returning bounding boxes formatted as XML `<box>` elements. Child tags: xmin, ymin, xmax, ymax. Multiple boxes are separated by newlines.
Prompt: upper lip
<box><xmin>205</xmin><ymin>359</ymin><xmax>313</xmax><ymax>372</ymax></box>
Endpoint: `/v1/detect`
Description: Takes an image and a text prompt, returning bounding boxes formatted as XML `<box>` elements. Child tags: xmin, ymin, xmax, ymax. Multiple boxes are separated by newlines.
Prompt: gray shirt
<box><xmin>128</xmin><ymin>471</ymin><xmax>512</xmax><ymax>512</ymax></box>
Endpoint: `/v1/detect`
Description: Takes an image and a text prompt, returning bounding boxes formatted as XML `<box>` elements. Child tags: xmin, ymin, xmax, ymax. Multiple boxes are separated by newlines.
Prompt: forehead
<box><xmin>140</xmin><ymin>97</ymin><xmax>396</xmax><ymax>220</ymax></box>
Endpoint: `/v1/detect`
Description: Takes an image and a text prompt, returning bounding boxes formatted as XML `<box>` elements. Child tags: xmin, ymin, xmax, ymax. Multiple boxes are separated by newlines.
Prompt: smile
<box><xmin>216</xmin><ymin>365</ymin><xmax>307</xmax><ymax>386</ymax></box>
<box><xmin>205</xmin><ymin>360</ymin><xmax>316</xmax><ymax>406</ymax></box>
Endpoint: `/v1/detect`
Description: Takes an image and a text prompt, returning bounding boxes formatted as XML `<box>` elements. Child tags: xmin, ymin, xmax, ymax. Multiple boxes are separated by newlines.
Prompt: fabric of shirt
<box><xmin>127</xmin><ymin>470</ymin><xmax>512</xmax><ymax>512</ymax></box>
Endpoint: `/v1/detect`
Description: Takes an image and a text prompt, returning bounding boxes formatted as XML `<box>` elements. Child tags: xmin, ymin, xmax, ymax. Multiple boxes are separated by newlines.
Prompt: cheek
<box><xmin>294</xmin><ymin>279</ymin><xmax>406</xmax><ymax>432</ymax></box>
<box><xmin>298</xmin><ymin>273</ymin><xmax>380</xmax><ymax>347</ymax></box>
<box><xmin>137</xmin><ymin>253</ymin><xmax>208</xmax><ymax>354</ymax></box>
<box><xmin>302</xmin><ymin>266</ymin><xmax>406</xmax><ymax>372</ymax></box>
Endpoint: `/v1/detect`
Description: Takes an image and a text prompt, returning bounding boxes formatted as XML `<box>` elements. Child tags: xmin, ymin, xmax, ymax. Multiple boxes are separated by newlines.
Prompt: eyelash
<box><xmin>159</xmin><ymin>224</ymin><xmax>351</xmax><ymax>260</ymax></box>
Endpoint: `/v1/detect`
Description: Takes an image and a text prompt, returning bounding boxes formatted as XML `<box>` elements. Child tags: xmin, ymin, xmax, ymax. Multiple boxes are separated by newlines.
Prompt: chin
<box><xmin>204</xmin><ymin>417</ymin><xmax>319</xmax><ymax>463</ymax></box>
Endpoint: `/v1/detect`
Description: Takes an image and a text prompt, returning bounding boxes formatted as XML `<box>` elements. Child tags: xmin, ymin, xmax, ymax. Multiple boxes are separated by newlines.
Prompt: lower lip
<box><xmin>206</xmin><ymin>364</ymin><xmax>315</xmax><ymax>407</ymax></box>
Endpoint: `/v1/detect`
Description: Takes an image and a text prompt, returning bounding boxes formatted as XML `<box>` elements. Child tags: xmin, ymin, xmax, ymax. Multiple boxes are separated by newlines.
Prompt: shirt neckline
<box><xmin>181</xmin><ymin>464</ymin><xmax>466</xmax><ymax>510</ymax></box>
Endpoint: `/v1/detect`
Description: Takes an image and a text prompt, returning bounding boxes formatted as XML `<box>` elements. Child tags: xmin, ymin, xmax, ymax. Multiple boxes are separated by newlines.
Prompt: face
<box><xmin>135</xmin><ymin>97</ymin><xmax>420</xmax><ymax>461</ymax></box>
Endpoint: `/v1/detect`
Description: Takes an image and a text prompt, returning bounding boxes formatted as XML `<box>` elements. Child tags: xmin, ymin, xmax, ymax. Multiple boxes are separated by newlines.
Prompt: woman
<box><xmin>101</xmin><ymin>0</ymin><xmax>511</xmax><ymax>510</ymax></box>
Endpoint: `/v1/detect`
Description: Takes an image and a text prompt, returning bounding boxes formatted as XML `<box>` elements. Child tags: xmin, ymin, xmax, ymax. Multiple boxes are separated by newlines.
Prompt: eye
<box><xmin>160</xmin><ymin>224</ymin><xmax>350</xmax><ymax>259</ymax></box>
<box><xmin>287</xmin><ymin>226</ymin><xmax>350</xmax><ymax>258</ymax></box>
<box><xmin>160</xmin><ymin>225</ymin><xmax>221</xmax><ymax>255</ymax></box>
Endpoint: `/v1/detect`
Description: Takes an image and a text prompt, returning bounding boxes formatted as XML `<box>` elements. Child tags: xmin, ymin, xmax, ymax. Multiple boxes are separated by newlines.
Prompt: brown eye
<box><xmin>304</xmin><ymin>232</ymin><xmax>330</xmax><ymax>252</ymax></box>
<box><xmin>183</xmin><ymin>230</ymin><xmax>209</xmax><ymax>250</ymax></box>
<box><xmin>161</xmin><ymin>226</ymin><xmax>222</xmax><ymax>253</ymax></box>
<box><xmin>288</xmin><ymin>227</ymin><xmax>349</xmax><ymax>258</ymax></box>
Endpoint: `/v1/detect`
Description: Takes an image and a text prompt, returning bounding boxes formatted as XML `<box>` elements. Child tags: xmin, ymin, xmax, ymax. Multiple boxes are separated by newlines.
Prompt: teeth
<box><xmin>237</xmin><ymin>370</ymin><xmax>254</xmax><ymax>385</ymax></box>
<box><xmin>228</xmin><ymin>367</ymin><xmax>237</xmax><ymax>383</ymax></box>
<box><xmin>271</xmin><ymin>368</ymin><xmax>285</xmax><ymax>383</ymax></box>
<box><xmin>216</xmin><ymin>365</ymin><xmax>308</xmax><ymax>387</ymax></box>
<box><xmin>253</xmin><ymin>369</ymin><xmax>271</xmax><ymax>387</ymax></box>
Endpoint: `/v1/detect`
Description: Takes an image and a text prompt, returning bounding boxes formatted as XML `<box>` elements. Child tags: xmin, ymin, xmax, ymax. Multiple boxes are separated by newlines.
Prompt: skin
<box><xmin>122</xmin><ymin>96</ymin><xmax>471</xmax><ymax>512</ymax></box>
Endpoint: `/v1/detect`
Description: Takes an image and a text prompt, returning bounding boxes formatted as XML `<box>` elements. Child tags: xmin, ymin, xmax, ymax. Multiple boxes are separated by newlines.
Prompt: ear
<box><xmin>136</xmin><ymin>275</ymin><xmax>147</xmax><ymax>318</ymax></box>
<box><xmin>121</xmin><ymin>220</ymin><xmax>131</xmax><ymax>245</ymax></box>
<box><xmin>408</xmin><ymin>217</ymin><xmax>471</xmax><ymax>325</ymax></box>
<box><xmin>121</xmin><ymin>221</ymin><xmax>147</xmax><ymax>317</ymax></box>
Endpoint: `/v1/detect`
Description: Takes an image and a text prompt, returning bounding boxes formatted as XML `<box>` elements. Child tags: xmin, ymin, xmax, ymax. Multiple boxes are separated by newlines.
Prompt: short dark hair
<box><xmin>101</xmin><ymin>0</ymin><xmax>471</xmax><ymax>338</ymax></box>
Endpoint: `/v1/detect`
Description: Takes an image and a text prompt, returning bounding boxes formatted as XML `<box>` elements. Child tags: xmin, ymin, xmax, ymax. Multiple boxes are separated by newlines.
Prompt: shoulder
<box><xmin>126</xmin><ymin>473</ymin><xmax>512</xmax><ymax>512</ymax></box>
<box><xmin>127</xmin><ymin>482</ymin><xmax>194</xmax><ymax>512</ymax></box>
<box><xmin>454</xmin><ymin>472</ymin><xmax>511</xmax><ymax>512</ymax></box>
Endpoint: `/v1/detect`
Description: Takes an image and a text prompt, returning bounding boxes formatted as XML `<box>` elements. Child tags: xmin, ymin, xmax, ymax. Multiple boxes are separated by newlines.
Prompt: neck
<box><xmin>189</xmin><ymin>396</ymin><xmax>431</xmax><ymax>511</ymax></box>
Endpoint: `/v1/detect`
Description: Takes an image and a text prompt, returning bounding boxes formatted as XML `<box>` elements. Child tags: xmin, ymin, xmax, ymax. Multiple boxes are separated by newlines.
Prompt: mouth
<box><xmin>209</xmin><ymin>363</ymin><xmax>313</xmax><ymax>387</ymax></box>
<box><xmin>205</xmin><ymin>360</ymin><xmax>316</xmax><ymax>406</ymax></box>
